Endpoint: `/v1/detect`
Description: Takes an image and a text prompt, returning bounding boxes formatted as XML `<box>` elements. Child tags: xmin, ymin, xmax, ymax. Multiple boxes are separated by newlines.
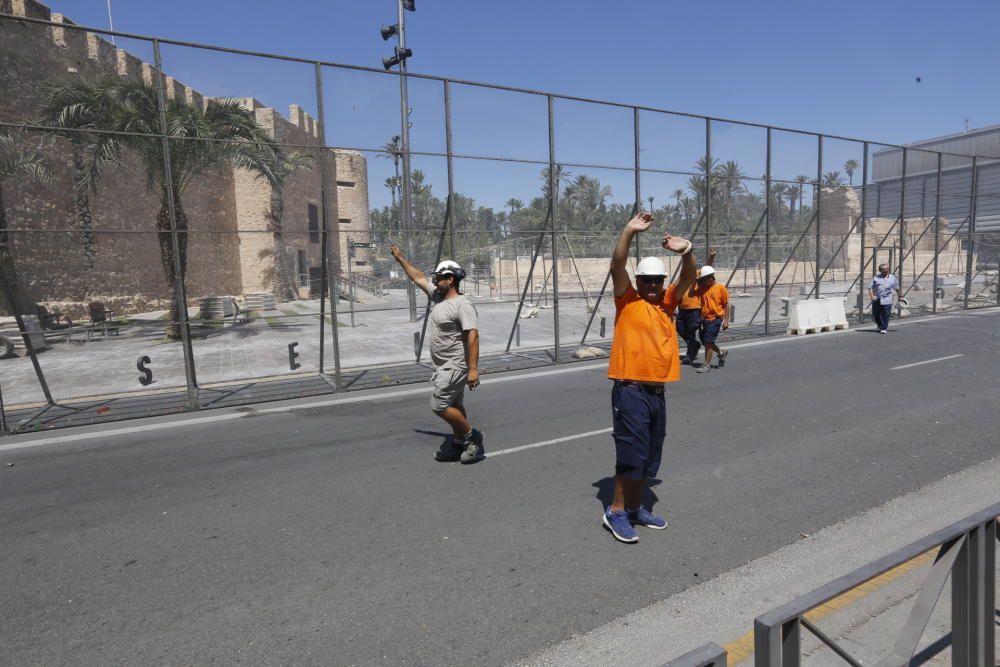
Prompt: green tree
<box><xmin>794</xmin><ymin>175</ymin><xmax>810</xmax><ymax>219</ymax></box>
<box><xmin>35</xmin><ymin>82</ymin><xmax>102</xmax><ymax>271</ymax></box>
<box><xmin>717</xmin><ymin>160</ymin><xmax>745</xmax><ymax>233</ymax></box>
<box><xmin>377</xmin><ymin>136</ymin><xmax>402</xmax><ymax>218</ymax></box>
<box><xmin>0</xmin><ymin>130</ymin><xmax>51</xmax><ymax>316</ymax></box>
<box><xmin>822</xmin><ymin>170</ymin><xmax>845</xmax><ymax>187</ymax></box>
<box><xmin>843</xmin><ymin>159</ymin><xmax>859</xmax><ymax>186</ymax></box>
<box><xmin>540</xmin><ymin>164</ymin><xmax>572</xmax><ymax>200</ymax></box>
<box><xmin>564</xmin><ymin>174</ymin><xmax>611</xmax><ymax>232</ymax></box>
<box><xmin>40</xmin><ymin>77</ymin><xmax>281</xmax><ymax>338</ymax></box>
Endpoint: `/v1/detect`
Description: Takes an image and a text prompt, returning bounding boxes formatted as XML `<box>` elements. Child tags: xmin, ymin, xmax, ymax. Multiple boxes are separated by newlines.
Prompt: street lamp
<box><xmin>381</xmin><ymin>0</ymin><xmax>417</xmax><ymax>322</ymax></box>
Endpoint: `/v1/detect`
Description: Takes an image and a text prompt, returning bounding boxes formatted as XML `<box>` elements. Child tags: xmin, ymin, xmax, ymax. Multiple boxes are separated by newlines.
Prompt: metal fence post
<box><xmin>859</xmin><ymin>142</ymin><xmax>868</xmax><ymax>320</ymax></box>
<box><xmin>152</xmin><ymin>38</ymin><xmax>198</xmax><ymax>409</ymax></box>
<box><xmin>952</xmin><ymin>521</ymin><xmax>991</xmax><ymax>667</ymax></box>
<box><xmin>0</xmin><ymin>382</ymin><xmax>7</xmax><ymax>434</ymax></box>
<box><xmin>898</xmin><ymin>147</ymin><xmax>907</xmax><ymax>316</ymax></box>
<box><xmin>983</xmin><ymin>518</ymin><xmax>997</xmax><ymax>667</ymax></box>
<box><xmin>314</xmin><ymin>63</ymin><xmax>341</xmax><ymax>388</ymax></box>
<box><xmin>549</xmin><ymin>95</ymin><xmax>560</xmax><ymax>363</ymax></box>
<box><xmin>755</xmin><ymin>618</ymin><xmax>801</xmax><ymax>667</ymax></box>
<box><xmin>964</xmin><ymin>157</ymin><xmax>978</xmax><ymax>310</ymax></box>
<box><xmin>815</xmin><ymin>135</ymin><xmax>822</xmax><ymax>299</ymax></box>
<box><xmin>633</xmin><ymin>107</ymin><xmax>641</xmax><ymax>263</ymax></box>
<box><xmin>415</xmin><ymin>79</ymin><xmax>456</xmax><ymax>362</ymax></box>
<box><xmin>705</xmin><ymin>119</ymin><xmax>712</xmax><ymax>254</ymax></box>
<box><xmin>764</xmin><ymin>128</ymin><xmax>771</xmax><ymax>335</ymax></box>
<box><xmin>932</xmin><ymin>152</ymin><xmax>942</xmax><ymax>313</ymax></box>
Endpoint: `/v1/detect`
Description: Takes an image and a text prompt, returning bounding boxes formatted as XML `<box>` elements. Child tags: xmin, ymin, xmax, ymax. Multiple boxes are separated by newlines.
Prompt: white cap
<box><xmin>434</xmin><ymin>260</ymin><xmax>462</xmax><ymax>275</ymax></box>
<box><xmin>635</xmin><ymin>257</ymin><xmax>667</xmax><ymax>276</ymax></box>
<box><xmin>699</xmin><ymin>265</ymin><xmax>716</xmax><ymax>278</ymax></box>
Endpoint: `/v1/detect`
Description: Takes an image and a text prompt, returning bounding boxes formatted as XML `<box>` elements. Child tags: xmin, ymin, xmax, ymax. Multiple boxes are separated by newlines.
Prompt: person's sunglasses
<box><xmin>637</xmin><ymin>276</ymin><xmax>665</xmax><ymax>284</ymax></box>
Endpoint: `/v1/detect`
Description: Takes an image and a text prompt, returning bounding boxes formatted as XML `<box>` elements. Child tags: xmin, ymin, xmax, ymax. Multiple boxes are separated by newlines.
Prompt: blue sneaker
<box><xmin>602</xmin><ymin>508</ymin><xmax>638</xmax><ymax>544</ymax></box>
<box><xmin>629</xmin><ymin>506</ymin><xmax>668</xmax><ymax>530</ymax></box>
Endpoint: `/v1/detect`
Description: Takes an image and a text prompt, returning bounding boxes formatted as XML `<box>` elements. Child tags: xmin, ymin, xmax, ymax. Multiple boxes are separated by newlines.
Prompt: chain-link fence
<box><xmin>1</xmin><ymin>6</ymin><xmax>997</xmax><ymax>430</ymax></box>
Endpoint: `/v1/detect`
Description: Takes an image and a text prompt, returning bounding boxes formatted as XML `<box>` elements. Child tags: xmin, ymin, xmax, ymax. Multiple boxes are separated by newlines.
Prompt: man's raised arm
<box><xmin>611</xmin><ymin>213</ymin><xmax>653</xmax><ymax>298</ymax></box>
<box><xmin>390</xmin><ymin>244</ymin><xmax>432</xmax><ymax>296</ymax></box>
<box><xmin>664</xmin><ymin>233</ymin><xmax>696</xmax><ymax>297</ymax></box>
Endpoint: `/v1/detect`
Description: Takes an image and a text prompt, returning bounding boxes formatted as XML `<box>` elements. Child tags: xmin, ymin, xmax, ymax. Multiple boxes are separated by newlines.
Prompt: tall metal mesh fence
<box><xmin>0</xmin><ymin>8</ymin><xmax>997</xmax><ymax>429</ymax></box>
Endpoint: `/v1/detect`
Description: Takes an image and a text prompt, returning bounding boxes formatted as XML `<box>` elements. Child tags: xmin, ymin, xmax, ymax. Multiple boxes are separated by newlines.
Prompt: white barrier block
<box><xmin>787</xmin><ymin>298</ymin><xmax>850</xmax><ymax>335</ymax></box>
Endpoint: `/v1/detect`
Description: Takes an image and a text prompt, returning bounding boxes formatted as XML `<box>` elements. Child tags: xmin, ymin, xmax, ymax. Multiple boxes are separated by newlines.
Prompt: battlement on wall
<box><xmin>8</xmin><ymin>0</ymin><xmax>320</xmax><ymax>141</ymax></box>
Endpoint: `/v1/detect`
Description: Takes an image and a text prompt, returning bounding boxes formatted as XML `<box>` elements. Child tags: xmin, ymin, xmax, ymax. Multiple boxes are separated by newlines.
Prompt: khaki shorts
<box><xmin>429</xmin><ymin>363</ymin><xmax>468</xmax><ymax>412</ymax></box>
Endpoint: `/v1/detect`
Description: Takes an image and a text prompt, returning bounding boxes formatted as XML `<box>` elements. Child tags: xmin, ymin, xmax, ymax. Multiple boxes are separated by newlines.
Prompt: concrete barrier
<box><xmin>787</xmin><ymin>298</ymin><xmax>850</xmax><ymax>335</ymax></box>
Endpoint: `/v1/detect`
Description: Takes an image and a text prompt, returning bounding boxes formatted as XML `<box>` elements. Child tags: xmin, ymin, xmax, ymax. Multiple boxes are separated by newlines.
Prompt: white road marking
<box><xmin>487</xmin><ymin>428</ymin><xmax>612</xmax><ymax>458</ymax></box>
<box><xmin>3</xmin><ymin>309</ymin><xmax>996</xmax><ymax>453</ymax></box>
<box><xmin>891</xmin><ymin>354</ymin><xmax>964</xmax><ymax>371</ymax></box>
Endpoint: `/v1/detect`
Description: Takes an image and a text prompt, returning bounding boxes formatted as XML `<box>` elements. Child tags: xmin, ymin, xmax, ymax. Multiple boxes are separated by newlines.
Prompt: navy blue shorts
<box><xmin>611</xmin><ymin>381</ymin><xmax>666</xmax><ymax>481</ymax></box>
<box><xmin>700</xmin><ymin>318</ymin><xmax>723</xmax><ymax>346</ymax></box>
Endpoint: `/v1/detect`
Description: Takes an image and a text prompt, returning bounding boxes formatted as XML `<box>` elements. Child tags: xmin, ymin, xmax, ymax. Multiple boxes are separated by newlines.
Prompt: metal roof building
<box><xmin>869</xmin><ymin>125</ymin><xmax>1000</xmax><ymax>233</ymax></box>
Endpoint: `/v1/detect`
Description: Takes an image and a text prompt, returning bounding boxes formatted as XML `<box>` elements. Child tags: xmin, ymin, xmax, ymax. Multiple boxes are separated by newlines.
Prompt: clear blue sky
<box><xmin>43</xmin><ymin>0</ymin><xmax>1000</xmax><ymax>210</ymax></box>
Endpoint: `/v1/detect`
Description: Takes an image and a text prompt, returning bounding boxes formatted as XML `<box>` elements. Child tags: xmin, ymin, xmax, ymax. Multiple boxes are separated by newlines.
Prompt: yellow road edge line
<box><xmin>722</xmin><ymin>548</ymin><xmax>936</xmax><ymax>665</ymax></box>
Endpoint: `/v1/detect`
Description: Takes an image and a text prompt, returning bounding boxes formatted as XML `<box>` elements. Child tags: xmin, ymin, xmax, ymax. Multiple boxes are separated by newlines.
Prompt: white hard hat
<box><xmin>699</xmin><ymin>265</ymin><xmax>716</xmax><ymax>278</ymax></box>
<box><xmin>635</xmin><ymin>257</ymin><xmax>667</xmax><ymax>276</ymax></box>
<box><xmin>434</xmin><ymin>260</ymin><xmax>463</xmax><ymax>276</ymax></box>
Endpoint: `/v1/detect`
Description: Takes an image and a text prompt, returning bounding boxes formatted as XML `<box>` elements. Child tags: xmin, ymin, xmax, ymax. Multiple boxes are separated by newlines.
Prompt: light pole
<box><xmin>382</xmin><ymin>1</ymin><xmax>417</xmax><ymax>321</ymax></box>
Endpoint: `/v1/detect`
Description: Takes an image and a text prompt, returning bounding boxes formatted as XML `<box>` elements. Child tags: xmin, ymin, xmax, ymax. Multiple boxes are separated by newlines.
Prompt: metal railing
<box><xmin>754</xmin><ymin>503</ymin><xmax>999</xmax><ymax>667</ymax></box>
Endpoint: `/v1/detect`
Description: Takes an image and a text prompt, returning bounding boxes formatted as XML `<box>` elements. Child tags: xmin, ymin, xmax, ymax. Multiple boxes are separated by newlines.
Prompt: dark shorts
<box><xmin>700</xmin><ymin>318</ymin><xmax>723</xmax><ymax>346</ymax></box>
<box><xmin>611</xmin><ymin>381</ymin><xmax>667</xmax><ymax>481</ymax></box>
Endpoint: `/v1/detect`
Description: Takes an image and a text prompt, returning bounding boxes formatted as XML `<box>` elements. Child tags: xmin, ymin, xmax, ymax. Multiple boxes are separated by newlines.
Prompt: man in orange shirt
<box><xmin>695</xmin><ymin>265</ymin><xmax>729</xmax><ymax>373</ymax></box>
<box><xmin>603</xmin><ymin>212</ymin><xmax>697</xmax><ymax>544</ymax></box>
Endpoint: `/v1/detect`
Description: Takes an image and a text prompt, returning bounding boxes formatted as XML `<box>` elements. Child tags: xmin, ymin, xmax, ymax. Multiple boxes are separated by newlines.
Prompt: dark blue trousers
<box><xmin>872</xmin><ymin>302</ymin><xmax>892</xmax><ymax>330</ymax></box>
<box><xmin>675</xmin><ymin>308</ymin><xmax>701</xmax><ymax>360</ymax></box>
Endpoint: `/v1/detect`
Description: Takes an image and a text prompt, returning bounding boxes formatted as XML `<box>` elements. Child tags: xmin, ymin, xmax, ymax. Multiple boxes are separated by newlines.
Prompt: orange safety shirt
<box><xmin>700</xmin><ymin>283</ymin><xmax>729</xmax><ymax>321</ymax></box>
<box><xmin>678</xmin><ymin>283</ymin><xmax>703</xmax><ymax>310</ymax></box>
<box><xmin>607</xmin><ymin>284</ymin><xmax>682</xmax><ymax>384</ymax></box>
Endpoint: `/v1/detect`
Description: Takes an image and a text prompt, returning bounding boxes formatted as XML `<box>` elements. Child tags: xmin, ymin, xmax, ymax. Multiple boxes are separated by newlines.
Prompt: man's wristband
<box><xmin>678</xmin><ymin>239</ymin><xmax>692</xmax><ymax>255</ymax></box>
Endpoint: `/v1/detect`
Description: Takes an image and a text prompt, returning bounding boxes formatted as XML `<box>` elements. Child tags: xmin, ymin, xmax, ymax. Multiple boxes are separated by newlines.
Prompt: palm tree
<box><xmin>822</xmin><ymin>171</ymin><xmax>845</xmax><ymax>187</ymax></box>
<box><xmin>672</xmin><ymin>188</ymin><xmax>684</xmax><ymax>210</ymax></box>
<box><xmin>266</xmin><ymin>152</ymin><xmax>313</xmax><ymax>303</ymax></box>
<box><xmin>564</xmin><ymin>174</ymin><xmax>611</xmax><ymax>231</ymax></box>
<box><xmin>0</xmin><ymin>130</ymin><xmax>51</xmax><ymax>316</ymax></box>
<box><xmin>717</xmin><ymin>160</ymin><xmax>745</xmax><ymax>232</ymax></box>
<box><xmin>794</xmin><ymin>175</ymin><xmax>810</xmax><ymax>217</ymax></box>
<box><xmin>771</xmin><ymin>182</ymin><xmax>788</xmax><ymax>219</ymax></box>
<box><xmin>540</xmin><ymin>164</ymin><xmax>572</xmax><ymax>199</ymax></box>
<box><xmin>687</xmin><ymin>174</ymin><xmax>707</xmax><ymax>213</ymax></box>
<box><xmin>377</xmin><ymin>136</ymin><xmax>402</xmax><ymax>218</ymax></box>
<box><xmin>843</xmin><ymin>159</ymin><xmax>859</xmax><ymax>186</ymax></box>
<box><xmin>35</xmin><ymin>83</ymin><xmax>101</xmax><ymax>271</ymax></box>
<box><xmin>40</xmin><ymin>77</ymin><xmax>281</xmax><ymax>339</ymax></box>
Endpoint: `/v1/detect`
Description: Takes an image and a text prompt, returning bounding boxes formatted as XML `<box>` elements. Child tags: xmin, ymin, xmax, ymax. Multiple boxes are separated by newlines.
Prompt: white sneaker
<box><xmin>880</xmin><ymin>329</ymin><xmax>887</xmax><ymax>335</ymax></box>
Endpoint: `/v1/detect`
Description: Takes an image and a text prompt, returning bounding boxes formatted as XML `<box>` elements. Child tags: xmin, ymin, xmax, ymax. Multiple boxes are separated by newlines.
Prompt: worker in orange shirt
<box><xmin>675</xmin><ymin>248</ymin><xmax>715</xmax><ymax>365</ymax></box>
<box><xmin>603</xmin><ymin>212</ymin><xmax>697</xmax><ymax>544</ymax></box>
<box><xmin>695</xmin><ymin>265</ymin><xmax>729</xmax><ymax>373</ymax></box>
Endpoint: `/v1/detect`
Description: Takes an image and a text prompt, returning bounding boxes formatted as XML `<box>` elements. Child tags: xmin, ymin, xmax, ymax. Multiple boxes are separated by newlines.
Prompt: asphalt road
<box><xmin>3</xmin><ymin>309</ymin><xmax>999</xmax><ymax>666</ymax></box>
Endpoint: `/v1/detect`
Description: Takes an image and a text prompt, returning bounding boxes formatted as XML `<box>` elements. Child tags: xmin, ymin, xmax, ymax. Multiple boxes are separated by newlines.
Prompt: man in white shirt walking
<box><xmin>868</xmin><ymin>263</ymin><xmax>905</xmax><ymax>334</ymax></box>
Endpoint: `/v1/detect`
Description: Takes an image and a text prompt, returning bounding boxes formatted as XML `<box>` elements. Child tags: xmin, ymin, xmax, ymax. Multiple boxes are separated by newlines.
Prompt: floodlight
<box><xmin>402</xmin><ymin>0</ymin><xmax>415</xmax><ymax>11</ymax></box>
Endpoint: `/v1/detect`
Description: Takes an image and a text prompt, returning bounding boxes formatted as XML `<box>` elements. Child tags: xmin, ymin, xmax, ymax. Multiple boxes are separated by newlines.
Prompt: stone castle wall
<box><xmin>0</xmin><ymin>0</ymin><xmax>368</xmax><ymax>317</ymax></box>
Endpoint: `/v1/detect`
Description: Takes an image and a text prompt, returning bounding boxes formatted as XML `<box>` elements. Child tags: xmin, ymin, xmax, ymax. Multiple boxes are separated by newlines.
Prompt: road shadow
<box><xmin>911</xmin><ymin>632</ymin><xmax>950</xmax><ymax>666</ymax></box>
<box><xmin>592</xmin><ymin>476</ymin><xmax>661</xmax><ymax>511</ymax></box>
<box><xmin>413</xmin><ymin>428</ymin><xmax>453</xmax><ymax>448</ymax></box>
